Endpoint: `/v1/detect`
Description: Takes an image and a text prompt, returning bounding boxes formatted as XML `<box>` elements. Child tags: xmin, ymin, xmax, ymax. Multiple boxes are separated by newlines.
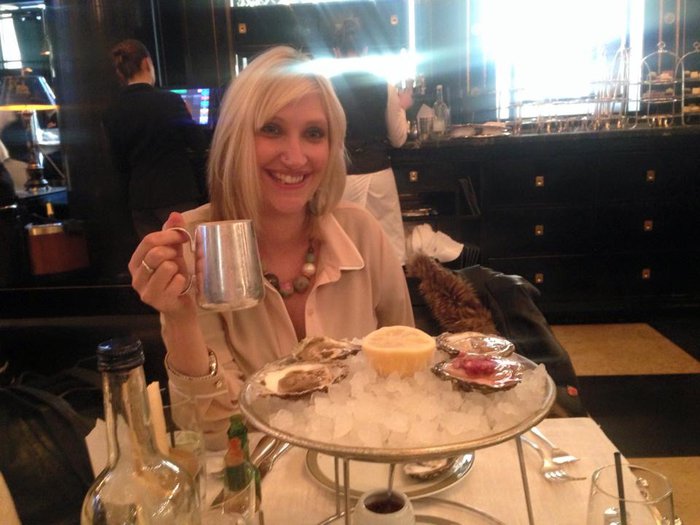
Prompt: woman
<box><xmin>128</xmin><ymin>46</ymin><xmax>414</xmax><ymax>449</ymax></box>
<box><xmin>103</xmin><ymin>39</ymin><xmax>207</xmax><ymax>239</ymax></box>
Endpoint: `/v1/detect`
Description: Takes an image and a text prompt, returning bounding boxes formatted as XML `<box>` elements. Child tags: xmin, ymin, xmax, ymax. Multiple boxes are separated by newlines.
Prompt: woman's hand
<box><xmin>128</xmin><ymin>212</ymin><xmax>195</xmax><ymax>317</ymax></box>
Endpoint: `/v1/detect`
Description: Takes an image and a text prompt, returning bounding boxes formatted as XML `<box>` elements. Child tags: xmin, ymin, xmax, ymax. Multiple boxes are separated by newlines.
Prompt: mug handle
<box><xmin>168</xmin><ymin>226</ymin><xmax>196</xmax><ymax>296</ymax></box>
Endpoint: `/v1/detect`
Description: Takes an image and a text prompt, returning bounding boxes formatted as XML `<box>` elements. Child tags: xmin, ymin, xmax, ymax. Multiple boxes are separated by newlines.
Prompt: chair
<box><xmin>407</xmin><ymin>259</ymin><xmax>586</xmax><ymax>417</ymax></box>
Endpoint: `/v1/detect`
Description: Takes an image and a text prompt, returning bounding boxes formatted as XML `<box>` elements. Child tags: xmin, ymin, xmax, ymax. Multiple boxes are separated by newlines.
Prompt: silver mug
<box><xmin>171</xmin><ymin>220</ymin><xmax>264</xmax><ymax>311</ymax></box>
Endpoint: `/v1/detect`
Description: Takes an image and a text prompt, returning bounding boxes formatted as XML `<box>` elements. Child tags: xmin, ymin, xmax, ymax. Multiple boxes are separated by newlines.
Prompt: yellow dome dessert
<box><xmin>362</xmin><ymin>326</ymin><xmax>436</xmax><ymax>377</ymax></box>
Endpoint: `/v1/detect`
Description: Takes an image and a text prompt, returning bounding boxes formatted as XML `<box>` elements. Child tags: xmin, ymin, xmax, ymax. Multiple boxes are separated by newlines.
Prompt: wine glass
<box><xmin>587</xmin><ymin>463</ymin><xmax>675</xmax><ymax>525</ymax></box>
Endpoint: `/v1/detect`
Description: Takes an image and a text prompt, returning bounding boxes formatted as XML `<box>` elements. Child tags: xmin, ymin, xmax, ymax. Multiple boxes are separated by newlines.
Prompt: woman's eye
<box><xmin>306</xmin><ymin>126</ymin><xmax>326</xmax><ymax>140</ymax></box>
<box><xmin>260</xmin><ymin>123</ymin><xmax>281</xmax><ymax>136</ymax></box>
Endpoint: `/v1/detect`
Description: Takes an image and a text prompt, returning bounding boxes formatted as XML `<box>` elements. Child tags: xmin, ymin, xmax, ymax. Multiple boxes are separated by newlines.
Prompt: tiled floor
<box><xmin>551</xmin><ymin>314</ymin><xmax>700</xmax><ymax>525</ymax></box>
<box><xmin>552</xmin><ymin>323</ymin><xmax>700</xmax><ymax>376</ymax></box>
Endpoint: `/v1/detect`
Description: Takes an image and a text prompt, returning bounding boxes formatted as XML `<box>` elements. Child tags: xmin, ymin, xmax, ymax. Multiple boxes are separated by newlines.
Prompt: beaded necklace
<box><xmin>264</xmin><ymin>243</ymin><xmax>317</xmax><ymax>298</ymax></box>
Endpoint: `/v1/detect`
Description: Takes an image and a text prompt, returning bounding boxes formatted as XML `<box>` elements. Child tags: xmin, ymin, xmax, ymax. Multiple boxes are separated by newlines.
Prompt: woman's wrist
<box><xmin>161</xmin><ymin>311</ymin><xmax>210</xmax><ymax>377</ymax></box>
<box><xmin>166</xmin><ymin>349</ymin><xmax>218</xmax><ymax>380</ymax></box>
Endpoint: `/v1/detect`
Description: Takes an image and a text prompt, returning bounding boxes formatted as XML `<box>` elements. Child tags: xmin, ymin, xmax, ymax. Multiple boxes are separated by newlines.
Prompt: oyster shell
<box><xmin>257</xmin><ymin>362</ymin><xmax>348</xmax><ymax>398</ymax></box>
<box><xmin>432</xmin><ymin>354</ymin><xmax>524</xmax><ymax>392</ymax></box>
<box><xmin>402</xmin><ymin>457</ymin><xmax>455</xmax><ymax>480</ymax></box>
<box><xmin>436</xmin><ymin>331</ymin><xmax>515</xmax><ymax>358</ymax></box>
<box><xmin>294</xmin><ymin>336</ymin><xmax>361</xmax><ymax>362</ymax></box>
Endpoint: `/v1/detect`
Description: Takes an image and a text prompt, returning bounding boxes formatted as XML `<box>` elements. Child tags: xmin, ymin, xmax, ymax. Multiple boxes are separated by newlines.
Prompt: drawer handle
<box><xmin>534</xmin><ymin>224</ymin><xmax>545</xmax><ymax>236</ymax></box>
<box><xmin>641</xmin><ymin>268</ymin><xmax>652</xmax><ymax>280</ymax></box>
<box><xmin>646</xmin><ymin>169</ymin><xmax>656</xmax><ymax>183</ymax></box>
<box><xmin>409</xmin><ymin>170</ymin><xmax>419</xmax><ymax>182</ymax></box>
<box><xmin>534</xmin><ymin>272</ymin><xmax>545</xmax><ymax>284</ymax></box>
<box><xmin>534</xmin><ymin>175</ymin><xmax>545</xmax><ymax>187</ymax></box>
<box><xmin>643</xmin><ymin>219</ymin><xmax>654</xmax><ymax>232</ymax></box>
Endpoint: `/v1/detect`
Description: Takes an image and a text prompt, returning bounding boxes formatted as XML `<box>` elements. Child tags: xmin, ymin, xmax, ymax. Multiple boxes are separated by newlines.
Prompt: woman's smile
<box><xmin>268</xmin><ymin>170</ymin><xmax>309</xmax><ymax>185</ymax></box>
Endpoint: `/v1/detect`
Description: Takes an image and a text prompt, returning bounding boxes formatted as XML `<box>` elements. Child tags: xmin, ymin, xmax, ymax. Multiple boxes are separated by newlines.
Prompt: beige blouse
<box><xmin>164</xmin><ymin>201</ymin><xmax>414</xmax><ymax>449</ymax></box>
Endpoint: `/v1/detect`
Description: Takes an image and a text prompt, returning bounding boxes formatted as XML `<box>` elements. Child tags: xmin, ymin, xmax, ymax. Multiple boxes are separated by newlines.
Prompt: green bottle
<box><xmin>226</xmin><ymin>415</ymin><xmax>261</xmax><ymax>507</ymax></box>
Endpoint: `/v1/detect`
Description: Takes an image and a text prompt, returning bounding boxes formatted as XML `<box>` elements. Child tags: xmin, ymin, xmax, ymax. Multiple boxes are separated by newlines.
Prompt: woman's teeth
<box><xmin>273</xmin><ymin>172</ymin><xmax>304</xmax><ymax>184</ymax></box>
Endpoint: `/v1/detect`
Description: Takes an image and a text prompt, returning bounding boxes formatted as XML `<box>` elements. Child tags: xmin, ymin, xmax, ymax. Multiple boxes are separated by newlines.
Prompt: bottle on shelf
<box><xmin>432</xmin><ymin>84</ymin><xmax>450</xmax><ymax>135</ymax></box>
<box><xmin>223</xmin><ymin>415</ymin><xmax>260</xmax><ymax>514</ymax></box>
<box><xmin>81</xmin><ymin>336</ymin><xmax>200</xmax><ymax>524</ymax></box>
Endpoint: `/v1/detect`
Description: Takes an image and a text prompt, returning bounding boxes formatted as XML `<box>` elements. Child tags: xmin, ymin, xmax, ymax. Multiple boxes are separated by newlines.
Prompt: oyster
<box><xmin>257</xmin><ymin>362</ymin><xmax>348</xmax><ymax>398</ymax></box>
<box><xmin>402</xmin><ymin>457</ymin><xmax>454</xmax><ymax>480</ymax></box>
<box><xmin>432</xmin><ymin>354</ymin><xmax>524</xmax><ymax>392</ymax></box>
<box><xmin>294</xmin><ymin>336</ymin><xmax>361</xmax><ymax>362</ymax></box>
<box><xmin>436</xmin><ymin>331</ymin><xmax>515</xmax><ymax>358</ymax></box>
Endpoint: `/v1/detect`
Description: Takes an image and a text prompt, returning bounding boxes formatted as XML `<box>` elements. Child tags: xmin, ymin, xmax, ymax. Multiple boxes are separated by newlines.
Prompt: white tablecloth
<box><xmin>208</xmin><ymin>417</ymin><xmax>620</xmax><ymax>525</ymax></box>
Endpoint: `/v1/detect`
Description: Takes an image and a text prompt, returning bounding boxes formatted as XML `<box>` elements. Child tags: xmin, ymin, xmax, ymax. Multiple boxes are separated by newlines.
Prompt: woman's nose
<box><xmin>280</xmin><ymin>137</ymin><xmax>306</xmax><ymax>166</ymax></box>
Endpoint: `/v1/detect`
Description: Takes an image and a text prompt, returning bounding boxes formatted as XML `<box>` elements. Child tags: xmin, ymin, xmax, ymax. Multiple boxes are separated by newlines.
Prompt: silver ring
<box><xmin>179</xmin><ymin>275</ymin><xmax>194</xmax><ymax>296</ymax></box>
<box><xmin>141</xmin><ymin>259</ymin><xmax>155</xmax><ymax>274</ymax></box>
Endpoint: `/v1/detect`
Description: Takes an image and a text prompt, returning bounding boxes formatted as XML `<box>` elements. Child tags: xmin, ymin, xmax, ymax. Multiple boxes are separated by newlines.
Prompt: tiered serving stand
<box><xmin>239</xmin><ymin>355</ymin><xmax>556</xmax><ymax>525</ymax></box>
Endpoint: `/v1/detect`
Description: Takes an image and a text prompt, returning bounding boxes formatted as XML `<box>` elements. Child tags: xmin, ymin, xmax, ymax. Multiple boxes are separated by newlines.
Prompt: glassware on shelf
<box><xmin>680</xmin><ymin>42</ymin><xmax>700</xmax><ymax>125</ymax></box>
<box><xmin>594</xmin><ymin>45</ymin><xmax>632</xmax><ymax>131</ymax></box>
<box><xmin>432</xmin><ymin>84</ymin><xmax>450</xmax><ymax>136</ymax></box>
<box><xmin>637</xmin><ymin>42</ymin><xmax>682</xmax><ymax>128</ymax></box>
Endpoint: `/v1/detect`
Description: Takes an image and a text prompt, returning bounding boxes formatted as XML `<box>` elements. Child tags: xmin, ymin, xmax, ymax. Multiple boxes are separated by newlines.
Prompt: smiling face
<box><xmin>254</xmin><ymin>93</ymin><xmax>330</xmax><ymax>218</ymax></box>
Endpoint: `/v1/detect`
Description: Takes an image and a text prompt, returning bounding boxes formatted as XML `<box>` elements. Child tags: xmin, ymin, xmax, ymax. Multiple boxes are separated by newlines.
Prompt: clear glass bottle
<box><xmin>432</xmin><ymin>84</ymin><xmax>450</xmax><ymax>135</ymax></box>
<box><xmin>81</xmin><ymin>337</ymin><xmax>200</xmax><ymax>524</ymax></box>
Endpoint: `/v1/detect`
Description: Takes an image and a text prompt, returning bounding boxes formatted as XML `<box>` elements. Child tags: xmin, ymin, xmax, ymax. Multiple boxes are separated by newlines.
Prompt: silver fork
<box><xmin>520</xmin><ymin>436</ymin><xmax>586</xmax><ymax>482</ymax></box>
<box><xmin>529</xmin><ymin>426</ymin><xmax>579</xmax><ymax>464</ymax></box>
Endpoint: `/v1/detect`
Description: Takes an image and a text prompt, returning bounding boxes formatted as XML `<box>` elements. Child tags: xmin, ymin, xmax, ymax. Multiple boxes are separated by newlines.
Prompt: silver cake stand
<box><xmin>239</xmin><ymin>354</ymin><xmax>555</xmax><ymax>525</ymax></box>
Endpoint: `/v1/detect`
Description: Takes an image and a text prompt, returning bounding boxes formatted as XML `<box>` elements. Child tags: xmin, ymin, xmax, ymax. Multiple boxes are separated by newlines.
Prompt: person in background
<box><xmin>103</xmin><ymin>39</ymin><xmax>207</xmax><ymax>239</ymax></box>
<box><xmin>331</xmin><ymin>18</ymin><xmax>414</xmax><ymax>264</ymax></box>
<box><xmin>127</xmin><ymin>46</ymin><xmax>414</xmax><ymax>449</ymax></box>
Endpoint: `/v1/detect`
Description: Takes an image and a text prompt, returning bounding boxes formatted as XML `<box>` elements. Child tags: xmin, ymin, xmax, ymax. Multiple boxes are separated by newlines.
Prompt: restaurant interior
<box><xmin>0</xmin><ymin>0</ymin><xmax>698</xmax><ymax>524</ymax></box>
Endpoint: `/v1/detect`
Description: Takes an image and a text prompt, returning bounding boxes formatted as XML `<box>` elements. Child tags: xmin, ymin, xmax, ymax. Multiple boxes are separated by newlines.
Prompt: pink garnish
<box><xmin>453</xmin><ymin>356</ymin><xmax>497</xmax><ymax>377</ymax></box>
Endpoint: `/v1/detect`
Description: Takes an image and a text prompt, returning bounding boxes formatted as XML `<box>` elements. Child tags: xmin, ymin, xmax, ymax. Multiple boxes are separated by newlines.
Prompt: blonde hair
<box><xmin>208</xmin><ymin>46</ymin><xmax>347</xmax><ymax>225</ymax></box>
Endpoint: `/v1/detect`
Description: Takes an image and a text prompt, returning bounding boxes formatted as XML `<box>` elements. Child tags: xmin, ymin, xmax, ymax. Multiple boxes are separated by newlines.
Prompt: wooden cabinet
<box><xmin>392</xmin><ymin>131</ymin><xmax>700</xmax><ymax>315</ymax></box>
<box><xmin>393</xmin><ymin>150</ymin><xmax>481</xmax><ymax>262</ymax></box>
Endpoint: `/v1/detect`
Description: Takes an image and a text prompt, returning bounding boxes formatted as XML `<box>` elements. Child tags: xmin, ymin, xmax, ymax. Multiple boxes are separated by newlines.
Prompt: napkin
<box><xmin>147</xmin><ymin>381</ymin><xmax>170</xmax><ymax>455</ymax></box>
<box><xmin>406</xmin><ymin>224</ymin><xmax>464</xmax><ymax>263</ymax></box>
<box><xmin>85</xmin><ymin>381</ymin><xmax>169</xmax><ymax>475</ymax></box>
<box><xmin>85</xmin><ymin>419</ymin><xmax>108</xmax><ymax>476</ymax></box>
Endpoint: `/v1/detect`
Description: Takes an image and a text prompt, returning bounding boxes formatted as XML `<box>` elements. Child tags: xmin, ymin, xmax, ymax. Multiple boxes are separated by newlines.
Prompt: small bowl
<box><xmin>354</xmin><ymin>489</ymin><xmax>415</xmax><ymax>525</ymax></box>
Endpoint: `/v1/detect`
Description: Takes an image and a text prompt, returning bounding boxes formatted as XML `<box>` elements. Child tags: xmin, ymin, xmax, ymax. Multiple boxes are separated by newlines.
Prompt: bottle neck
<box><xmin>103</xmin><ymin>365</ymin><xmax>161</xmax><ymax>469</ymax></box>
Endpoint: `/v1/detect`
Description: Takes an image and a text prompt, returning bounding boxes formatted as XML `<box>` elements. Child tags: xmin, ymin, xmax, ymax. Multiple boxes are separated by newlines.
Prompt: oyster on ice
<box><xmin>432</xmin><ymin>354</ymin><xmax>524</xmax><ymax>392</ymax></box>
<box><xmin>294</xmin><ymin>336</ymin><xmax>361</xmax><ymax>362</ymax></box>
<box><xmin>436</xmin><ymin>331</ymin><xmax>515</xmax><ymax>358</ymax></box>
<box><xmin>257</xmin><ymin>362</ymin><xmax>348</xmax><ymax>398</ymax></box>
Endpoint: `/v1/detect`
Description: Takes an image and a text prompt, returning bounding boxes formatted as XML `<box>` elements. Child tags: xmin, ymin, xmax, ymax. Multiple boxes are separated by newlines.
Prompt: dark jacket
<box><xmin>102</xmin><ymin>83</ymin><xmax>207</xmax><ymax>210</ymax></box>
<box><xmin>331</xmin><ymin>72</ymin><xmax>391</xmax><ymax>174</ymax></box>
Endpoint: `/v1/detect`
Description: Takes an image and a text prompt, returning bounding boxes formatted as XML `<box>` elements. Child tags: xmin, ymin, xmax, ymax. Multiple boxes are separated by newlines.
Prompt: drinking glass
<box><xmin>418</xmin><ymin>117</ymin><xmax>433</xmax><ymax>142</ymax></box>
<box><xmin>587</xmin><ymin>463</ymin><xmax>675</xmax><ymax>525</ymax></box>
<box><xmin>202</xmin><ymin>463</ymin><xmax>258</xmax><ymax>525</ymax></box>
<box><xmin>163</xmin><ymin>396</ymin><xmax>207</xmax><ymax>505</ymax></box>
